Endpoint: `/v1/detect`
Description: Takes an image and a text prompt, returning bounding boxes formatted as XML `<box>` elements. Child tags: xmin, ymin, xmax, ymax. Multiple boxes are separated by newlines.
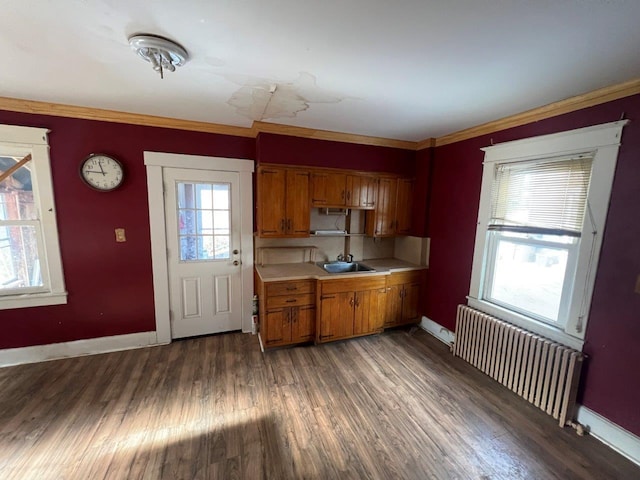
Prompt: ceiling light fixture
<box><xmin>128</xmin><ymin>34</ymin><xmax>189</xmax><ymax>79</ymax></box>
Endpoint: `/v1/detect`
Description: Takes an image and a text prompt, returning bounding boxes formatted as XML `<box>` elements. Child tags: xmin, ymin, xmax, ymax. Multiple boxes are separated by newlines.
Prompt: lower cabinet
<box><xmin>318</xmin><ymin>276</ymin><xmax>386</xmax><ymax>343</ymax></box>
<box><xmin>384</xmin><ymin>271</ymin><xmax>423</xmax><ymax>327</ymax></box>
<box><xmin>257</xmin><ymin>279</ymin><xmax>316</xmax><ymax>347</ymax></box>
<box><xmin>264</xmin><ymin>304</ymin><xmax>315</xmax><ymax>346</ymax></box>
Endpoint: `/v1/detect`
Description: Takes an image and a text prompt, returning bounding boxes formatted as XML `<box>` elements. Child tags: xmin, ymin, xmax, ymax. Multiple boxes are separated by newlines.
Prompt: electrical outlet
<box><xmin>635</xmin><ymin>274</ymin><xmax>640</xmax><ymax>295</ymax></box>
<box><xmin>115</xmin><ymin>228</ymin><xmax>126</xmax><ymax>242</ymax></box>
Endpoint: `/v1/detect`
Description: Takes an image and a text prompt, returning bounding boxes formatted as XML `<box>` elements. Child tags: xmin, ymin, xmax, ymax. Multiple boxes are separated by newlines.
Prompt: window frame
<box><xmin>0</xmin><ymin>124</ymin><xmax>67</xmax><ymax>310</ymax></box>
<box><xmin>468</xmin><ymin>120</ymin><xmax>628</xmax><ymax>350</ymax></box>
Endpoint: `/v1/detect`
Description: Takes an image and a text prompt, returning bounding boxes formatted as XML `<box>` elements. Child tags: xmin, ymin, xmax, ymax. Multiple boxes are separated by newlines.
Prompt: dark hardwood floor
<box><xmin>0</xmin><ymin>329</ymin><xmax>638</xmax><ymax>479</ymax></box>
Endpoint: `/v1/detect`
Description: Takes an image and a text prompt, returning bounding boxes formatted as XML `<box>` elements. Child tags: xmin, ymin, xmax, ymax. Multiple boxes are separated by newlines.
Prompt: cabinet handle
<box><xmin>280</xmin><ymin>219</ymin><xmax>285</xmax><ymax>232</ymax></box>
<box><xmin>346</xmin><ymin>191</ymin><xmax>351</xmax><ymax>201</ymax></box>
<box><xmin>349</xmin><ymin>297</ymin><xmax>355</xmax><ymax>307</ymax></box>
<box><xmin>354</xmin><ymin>295</ymin><xmax>360</xmax><ymax>307</ymax></box>
<box><xmin>287</xmin><ymin>219</ymin><xmax>292</xmax><ymax>231</ymax></box>
<box><xmin>285</xmin><ymin>299</ymin><xmax>297</xmax><ymax>303</ymax></box>
<box><xmin>286</xmin><ymin>286</ymin><xmax>298</xmax><ymax>291</ymax></box>
<box><xmin>321</xmin><ymin>295</ymin><xmax>336</xmax><ymax>300</ymax></box>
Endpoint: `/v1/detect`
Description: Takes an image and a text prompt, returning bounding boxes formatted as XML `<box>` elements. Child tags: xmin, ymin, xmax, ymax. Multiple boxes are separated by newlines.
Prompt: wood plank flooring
<box><xmin>0</xmin><ymin>329</ymin><xmax>638</xmax><ymax>479</ymax></box>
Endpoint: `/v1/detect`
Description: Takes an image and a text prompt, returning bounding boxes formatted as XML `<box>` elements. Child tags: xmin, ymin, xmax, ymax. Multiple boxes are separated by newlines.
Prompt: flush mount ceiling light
<box><xmin>128</xmin><ymin>34</ymin><xmax>189</xmax><ymax>79</ymax></box>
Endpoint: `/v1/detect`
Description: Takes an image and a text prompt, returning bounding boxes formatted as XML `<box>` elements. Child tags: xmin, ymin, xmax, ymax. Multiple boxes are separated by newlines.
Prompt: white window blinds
<box><xmin>489</xmin><ymin>154</ymin><xmax>593</xmax><ymax>236</ymax></box>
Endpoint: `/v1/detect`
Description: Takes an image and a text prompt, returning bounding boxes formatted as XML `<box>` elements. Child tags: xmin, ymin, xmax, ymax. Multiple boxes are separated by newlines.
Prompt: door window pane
<box><xmin>177</xmin><ymin>182</ymin><xmax>231</xmax><ymax>261</ymax></box>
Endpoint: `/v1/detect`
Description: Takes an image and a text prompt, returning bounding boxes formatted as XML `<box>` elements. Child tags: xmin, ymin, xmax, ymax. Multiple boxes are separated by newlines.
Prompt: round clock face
<box><xmin>80</xmin><ymin>154</ymin><xmax>124</xmax><ymax>191</ymax></box>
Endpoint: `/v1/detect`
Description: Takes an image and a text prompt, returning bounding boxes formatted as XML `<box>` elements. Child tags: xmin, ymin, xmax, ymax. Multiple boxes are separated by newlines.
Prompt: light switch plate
<box><xmin>115</xmin><ymin>228</ymin><xmax>126</xmax><ymax>242</ymax></box>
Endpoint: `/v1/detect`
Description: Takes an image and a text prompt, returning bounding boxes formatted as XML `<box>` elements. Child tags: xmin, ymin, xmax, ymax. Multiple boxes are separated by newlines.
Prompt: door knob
<box><xmin>233</xmin><ymin>249</ymin><xmax>239</xmax><ymax>255</ymax></box>
<box><xmin>233</xmin><ymin>260</ymin><xmax>240</xmax><ymax>266</ymax></box>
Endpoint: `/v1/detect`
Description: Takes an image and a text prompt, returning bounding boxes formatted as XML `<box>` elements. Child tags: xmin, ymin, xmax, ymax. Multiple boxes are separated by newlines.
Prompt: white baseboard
<box><xmin>577</xmin><ymin>405</ymin><xmax>640</xmax><ymax>467</ymax></box>
<box><xmin>0</xmin><ymin>331</ymin><xmax>161</xmax><ymax>368</ymax></box>
<box><xmin>419</xmin><ymin>316</ymin><xmax>455</xmax><ymax>346</ymax></box>
<box><xmin>420</xmin><ymin>316</ymin><xmax>640</xmax><ymax>467</ymax></box>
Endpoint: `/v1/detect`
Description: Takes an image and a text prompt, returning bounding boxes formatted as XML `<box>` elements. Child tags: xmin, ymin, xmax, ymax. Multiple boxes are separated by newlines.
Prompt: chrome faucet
<box><xmin>337</xmin><ymin>253</ymin><xmax>354</xmax><ymax>263</ymax></box>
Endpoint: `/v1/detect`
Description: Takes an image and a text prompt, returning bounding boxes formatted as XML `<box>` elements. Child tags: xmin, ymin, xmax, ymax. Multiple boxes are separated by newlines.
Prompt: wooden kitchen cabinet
<box><xmin>346</xmin><ymin>174</ymin><xmax>377</xmax><ymax>209</ymax></box>
<box><xmin>318</xmin><ymin>276</ymin><xmax>386</xmax><ymax>342</ymax></box>
<box><xmin>384</xmin><ymin>271</ymin><xmax>423</xmax><ymax>327</ymax></box>
<box><xmin>395</xmin><ymin>178</ymin><xmax>414</xmax><ymax>235</ymax></box>
<box><xmin>311</xmin><ymin>171</ymin><xmax>347</xmax><ymax>207</ymax></box>
<box><xmin>258</xmin><ymin>278</ymin><xmax>316</xmax><ymax>347</ymax></box>
<box><xmin>257</xmin><ymin>166</ymin><xmax>310</xmax><ymax>237</ymax></box>
<box><xmin>365</xmin><ymin>177</ymin><xmax>414</xmax><ymax>237</ymax></box>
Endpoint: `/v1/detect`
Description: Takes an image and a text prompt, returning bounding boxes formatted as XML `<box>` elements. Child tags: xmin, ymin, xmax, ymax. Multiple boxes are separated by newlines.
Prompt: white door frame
<box><xmin>144</xmin><ymin>151</ymin><xmax>254</xmax><ymax>344</ymax></box>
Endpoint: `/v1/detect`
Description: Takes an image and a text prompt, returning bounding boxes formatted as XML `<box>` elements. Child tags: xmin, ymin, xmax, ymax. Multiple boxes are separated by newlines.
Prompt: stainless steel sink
<box><xmin>318</xmin><ymin>261</ymin><xmax>375</xmax><ymax>274</ymax></box>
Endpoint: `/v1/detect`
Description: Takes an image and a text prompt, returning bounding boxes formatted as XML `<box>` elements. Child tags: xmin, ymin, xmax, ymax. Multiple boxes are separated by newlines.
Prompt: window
<box><xmin>469</xmin><ymin>121</ymin><xmax>627</xmax><ymax>348</ymax></box>
<box><xmin>0</xmin><ymin>124</ymin><xmax>66</xmax><ymax>310</ymax></box>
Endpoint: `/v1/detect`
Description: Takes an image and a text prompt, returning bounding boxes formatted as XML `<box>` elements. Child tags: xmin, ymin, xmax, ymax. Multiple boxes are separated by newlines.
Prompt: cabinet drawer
<box><xmin>320</xmin><ymin>275</ymin><xmax>386</xmax><ymax>295</ymax></box>
<box><xmin>266</xmin><ymin>294</ymin><xmax>315</xmax><ymax>309</ymax></box>
<box><xmin>386</xmin><ymin>270</ymin><xmax>423</xmax><ymax>286</ymax></box>
<box><xmin>266</xmin><ymin>280</ymin><xmax>315</xmax><ymax>296</ymax></box>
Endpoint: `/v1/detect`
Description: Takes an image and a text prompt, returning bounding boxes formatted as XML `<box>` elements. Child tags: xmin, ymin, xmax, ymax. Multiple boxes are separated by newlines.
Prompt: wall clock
<box><xmin>79</xmin><ymin>153</ymin><xmax>124</xmax><ymax>192</ymax></box>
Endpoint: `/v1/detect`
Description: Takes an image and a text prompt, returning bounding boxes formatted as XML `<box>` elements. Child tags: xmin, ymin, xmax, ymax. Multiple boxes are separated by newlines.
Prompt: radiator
<box><xmin>453</xmin><ymin>305</ymin><xmax>584</xmax><ymax>428</ymax></box>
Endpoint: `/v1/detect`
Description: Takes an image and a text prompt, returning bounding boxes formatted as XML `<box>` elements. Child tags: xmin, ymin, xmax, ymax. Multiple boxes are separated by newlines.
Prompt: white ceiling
<box><xmin>2</xmin><ymin>1</ymin><xmax>640</xmax><ymax>142</ymax></box>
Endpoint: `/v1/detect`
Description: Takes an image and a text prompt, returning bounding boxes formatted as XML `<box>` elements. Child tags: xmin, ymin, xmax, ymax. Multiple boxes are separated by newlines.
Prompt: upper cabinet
<box><xmin>257</xmin><ymin>164</ymin><xmax>414</xmax><ymax>238</ymax></box>
<box><xmin>311</xmin><ymin>171</ymin><xmax>377</xmax><ymax>209</ymax></box>
<box><xmin>311</xmin><ymin>171</ymin><xmax>347</xmax><ymax>207</ymax></box>
<box><xmin>365</xmin><ymin>177</ymin><xmax>414</xmax><ymax>237</ymax></box>
<box><xmin>256</xmin><ymin>166</ymin><xmax>310</xmax><ymax>237</ymax></box>
<box><xmin>346</xmin><ymin>174</ymin><xmax>377</xmax><ymax>209</ymax></box>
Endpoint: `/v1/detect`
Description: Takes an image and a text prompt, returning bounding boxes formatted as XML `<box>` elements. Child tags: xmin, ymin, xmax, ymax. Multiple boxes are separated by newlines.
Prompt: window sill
<box><xmin>466</xmin><ymin>297</ymin><xmax>585</xmax><ymax>351</ymax></box>
<box><xmin>0</xmin><ymin>292</ymin><xmax>68</xmax><ymax>310</ymax></box>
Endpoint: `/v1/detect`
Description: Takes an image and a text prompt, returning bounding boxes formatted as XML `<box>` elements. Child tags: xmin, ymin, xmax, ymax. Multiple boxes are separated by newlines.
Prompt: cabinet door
<box><xmin>354</xmin><ymin>288</ymin><xmax>386</xmax><ymax>335</ymax></box>
<box><xmin>319</xmin><ymin>292</ymin><xmax>354</xmax><ymax>341</ymax></box>
<box><xmin>384</xmin><ymin>284</ymin><xmax>403</xmax><ymax>327</ymax></box>
<box><xmin>311</xmin><ymin>172</ymin><xmax>346</xmax><ymax>206</ymax></box>
<box><xmin>360</xmin><ymin>176</ymin><xmax>377</xmax><ymax>209</ymax></box>
<box><xmin>345</xmin><ymin>175</ymin><xmax>362</xmax><ymax>208</ymax></box>
<box><xmin>401</xmin><ymin>282</ymin><xmax>421</xmax><ymax>324</ymax></box>
<box><xmin>286</xmin><ymin>170</ymin><xmax>310</xmax><ymax>236</ymax></box>
<box><xmin>292</xmin><ymin>305</ymin><xmax>315</xmax><ymax>343</ymax></box>
<box><xmin>257</xmin><ymin>167</ymin><xmax>286</xmax><ymax>236</ymax></box>
<box><xmin>395</xmin><ymin>178</ymin><xmax>414</xmax><ymax>235</ymax></box>
<box><xmin>263</xmin><ymin>308</ymin><xmax>291</xmax><ymax>346</ymax></box>
<box><xmin>367</xmin><ymin>177</ymin><xmax>397</xmax><ymax>237</ymax></box>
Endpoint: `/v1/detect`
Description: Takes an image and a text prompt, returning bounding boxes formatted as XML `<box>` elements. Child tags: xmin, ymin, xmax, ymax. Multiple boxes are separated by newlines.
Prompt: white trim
<box><xmin>577</xmin><ymin>405</ymin><xmax>640</xmax><ymax>467</ymax></box>
<box><xmin>481</xmin><ymin>120</ymin><xmax>628</xmax><ymax>161</ymax></box>
<box><xmin>419</xmin><ymin>316</ymin><xmax>455</xmax><ymax>346</ymax></box>
<box><xmin>0</xmin><ymin>331</ymin><xmax>158</xmax><ymax>368</ymax></box>
<box><xmin>144</xmin><ymin>151</ymin><xmax>254</xmax><ymax>171</ymax></box>
<box><xmin>0</xmin><ymin>125</ymin><xmax>67</xmax><ymax>310</ymax></box>
<box><xmin>0</xmin><ymin>124</ymin><xmax>49</xmax><ymax>145</ymax></box>
<box><xmin>144</xmin><ymin>152</ymin><xmax>255</xmax><ymax>341</ymax></box>
<box><xmin>469</xmin><ymin>120</ymin><xmax>627</xmax><ymax>345</ymax></box>
<box><xmin>418</xmin><ymin>314</ymin><xmax>640</xmax><ymax>467</ymax></box>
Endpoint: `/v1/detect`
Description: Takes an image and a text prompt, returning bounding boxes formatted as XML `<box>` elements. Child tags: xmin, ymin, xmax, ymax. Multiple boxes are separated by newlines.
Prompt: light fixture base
<box><xmin>128</xmin><ymin>34</ymin><xmax>188</xmax><ymax>78</ymax></box>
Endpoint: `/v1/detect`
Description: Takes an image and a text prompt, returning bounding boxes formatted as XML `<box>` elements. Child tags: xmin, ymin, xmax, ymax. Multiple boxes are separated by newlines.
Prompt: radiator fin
<box><xmin>453</xmin><ymin>305</ymin><xmax>583</xmax><ymax>427</ymax></box>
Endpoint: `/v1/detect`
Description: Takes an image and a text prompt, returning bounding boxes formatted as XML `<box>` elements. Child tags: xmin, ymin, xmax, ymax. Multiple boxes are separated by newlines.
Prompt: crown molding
<box><xmin>0</xmin><ymin>96</ymin><xmax>255</xmax><ymax>138</ymax></box>
<box><xmin>252</xmin><ymin>121</ymin><xmax>417</xmax><ymax>150</ymax></box>
<box><xmin>433</xmin><ymin>78</ymin><xmax>640</xmax><ymax>147</ymax></box>
<box><xmin>3</xmin><ymin>77</ymin><xmax>639</xmax><ymax>152</ymax></box>
<box><xmin>0</xmin><ymin>96</ymin><xmax>417</xmax><ymax>150</ymax></box>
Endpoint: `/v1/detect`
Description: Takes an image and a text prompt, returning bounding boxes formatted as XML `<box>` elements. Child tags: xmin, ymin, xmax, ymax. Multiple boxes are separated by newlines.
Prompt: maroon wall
<box><xmin>425</xmin><ymin>94</ymin><xmax>640</xmax><ymax>436</ymax></box>
<box><xmin>256</xmin><ymin>133</ymin><xmax>416</xmax><ymax>175</ymax></box>
<box><xmin>0</xmin><ymin>110</ymin><xmax>254</xmax><ymax>349</ymax></box>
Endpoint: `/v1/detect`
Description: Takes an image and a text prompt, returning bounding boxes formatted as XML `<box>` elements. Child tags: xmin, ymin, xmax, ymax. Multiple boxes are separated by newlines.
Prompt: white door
<box><xmin>164</xmin><ymin>168</ymin><xmax>243</xmax><ymax>338</ymax></box>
